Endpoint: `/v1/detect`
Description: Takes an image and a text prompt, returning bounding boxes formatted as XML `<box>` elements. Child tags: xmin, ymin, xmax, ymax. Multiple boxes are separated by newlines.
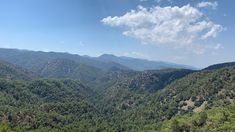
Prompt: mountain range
<box><xmin>0</xmin><ymin>48</ymin><xmax>195</xmax><ymax>72</ymax></box>
<box><xmin>0</xmin><ymin>48</ymin><xmax>234</xmax><ymax>131</ymax></box>
<box><xmin>96</xmin><ymin>54</ymin><xmax>196</xmax><ymax>71</ymax></box>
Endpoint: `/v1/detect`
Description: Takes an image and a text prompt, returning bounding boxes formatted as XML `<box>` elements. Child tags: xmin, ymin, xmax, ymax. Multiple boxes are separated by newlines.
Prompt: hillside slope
<box><xmin>0</xmin><ymin>60</ymin><xmax>33</xmax><ymax>80</ymax></box>
<box><xmin>0</xmin><ymin>79</ymin><xmax>115</xmax><ymax>131</ymax></box>
<box><xmin>159</xmin><ymin>104</ymin><xmax>235</xmax><ymax>131</ymax></box>
<box><xmin>203</xmin><ymin>62</ymin><xmax>235</xmax><ymax>71</ymax></box>
<box><xmin>37</xmin><ymin>59</ymin><xmax>104</xmax><ymax>83</ymax></box>
<box><xmin>98</xmin><ymin>66</ymin><xmax>235</xmax><ymax>131</ymax></box>
<box><xmin>35</xmin><ymin>58</ymin><xmax>139</xmax><ymax>91</ymax></box>
<box><xmin>115</xmin><ymin>69</ymin><xmax>194</xmax><ymax>92</ymax></box>
<box><xmin>98</xmin><ymin>69</ymin><xmax>194</xmax><ymax>119</ymax></box>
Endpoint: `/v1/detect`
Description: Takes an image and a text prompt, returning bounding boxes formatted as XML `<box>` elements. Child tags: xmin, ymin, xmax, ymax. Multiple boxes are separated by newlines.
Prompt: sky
<box><xmin>0</xmin><ymin>0</ymin><xmax>234</xmax><ymax>68</ymax></box>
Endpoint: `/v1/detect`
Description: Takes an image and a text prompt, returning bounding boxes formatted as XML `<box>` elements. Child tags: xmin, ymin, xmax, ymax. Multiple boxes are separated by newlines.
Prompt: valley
<box><xmin>0</xmin><ymin>48</ymin><xmax>234</xmax><ymax>131</ymax></box>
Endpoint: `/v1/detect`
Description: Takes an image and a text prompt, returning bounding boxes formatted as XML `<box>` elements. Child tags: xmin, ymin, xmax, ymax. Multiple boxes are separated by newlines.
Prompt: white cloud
<box><xmin>197</xmin><ymin>1</ymin><xmax>218</xmax><ymax>9</ymax></box>
<box><xmin>101</xmin><ymin>4</ymin><xmax>224</xmax><ymax>54</ymax></box>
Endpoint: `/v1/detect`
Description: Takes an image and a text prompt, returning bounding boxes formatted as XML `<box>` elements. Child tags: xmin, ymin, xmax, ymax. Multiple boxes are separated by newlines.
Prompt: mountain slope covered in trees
<box><xmin>96</xmin><ymin>66</ymin><xmax>235</xmax><ymax>131</ymax></box>
<box><xmin>203</xmin><ymin>62</ymin><xmax>235</xmax><ymax>71</ymax></box>
<box><xmin>37</xmin><ymin>58</ymin><xmax>104</xmax><ymax>83</ymax></box>
<box><xmin>115</xmin><ymin>69</ymin><xmax>194</xmax><ymax>92</ymax></box>
<box><xmin>0</xmin><ymin>79</ymin><xmax>113</xmax><ymax>131</ymax></box>
<box><xmin>0</xmin><ymin>60</ymin><xmax>33</xmax><ymax>80</ymax></box>
<box><xmin>159</xmin><ymin>104</ymin><xmax>235</xmax><ymax>131</ymax></box>
<box><xmin>0</xmin><ymin>50</ymin><xmax>234</xmax><ymax>131</ymax></box>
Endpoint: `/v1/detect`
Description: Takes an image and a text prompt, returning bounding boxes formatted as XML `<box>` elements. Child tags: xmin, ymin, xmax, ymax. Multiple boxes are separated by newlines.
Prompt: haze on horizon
<box><xmin>0</xmin><ymin>0</ymin><xmax>234</xmax><ymax>67</ymax></box>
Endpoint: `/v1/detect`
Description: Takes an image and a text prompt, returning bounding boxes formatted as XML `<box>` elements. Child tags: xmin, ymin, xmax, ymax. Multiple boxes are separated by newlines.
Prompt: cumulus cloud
<box><xmin>197</xmin><ymin>1</ymin><xmax>218</xmax><ymax>9</ymax></box>
<box><xmin>101</xmin><ymin>3</ymin><xmax>224</xmax><ymax>54</ymax></box>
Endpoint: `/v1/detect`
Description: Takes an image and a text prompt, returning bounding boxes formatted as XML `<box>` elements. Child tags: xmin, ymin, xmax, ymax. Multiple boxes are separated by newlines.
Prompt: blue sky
<box><xmin>0</xmin><ymin>0</ymin><xmax>234</xmax><ymax>67</ymax></box>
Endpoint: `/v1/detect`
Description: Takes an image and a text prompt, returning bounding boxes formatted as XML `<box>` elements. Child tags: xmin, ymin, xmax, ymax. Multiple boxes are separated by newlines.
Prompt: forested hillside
<box><xmin>0</xmin><ymin>60</ymin><xmax>33</xmax><ymax>80</ymax></box>
<box><xmin>159</xmin><ymin>104</ymin><xmax>235</xmax><ymax>131</ymax></box>
<box><xmin>0</xmin><ymin>79</ymin><xmax>112</xmax><ymax>131</ymax></box>
<box><xmin>37</xmin><ymin>58</ymin><xmax>105</xmax><ymax>84</ymax></box>
<box><xmin>203</xmin><ymin>62</ymin><xmax>235</xmax><ymax>71</ymax></box>
<box><xmin>97</xmin><ymin>66</ymin><xmax>235</xmax><ymax>131</ymax></box>
<box><xmin>0</xmin><ymin>52</ymin><xmax>234</xmax><ymax>131</ymax></box>
<box><xmin>115</xmin><ymin>69</ymin><xmax>194</xmax><ymax>92</ymax></box>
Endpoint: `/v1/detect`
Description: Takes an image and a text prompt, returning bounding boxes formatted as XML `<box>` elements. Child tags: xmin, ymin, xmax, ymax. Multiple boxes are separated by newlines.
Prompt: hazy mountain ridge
<box><xmin>0</xmin><ymin>48</ymin><xmax>130</xmax><ymax>72</ymax></box>
<box><xmin>0</xmin><ymin>48</ymin><xmax>195</xmax><ymax>72</ymax></box>
<box><xmin>97</xmin><ymin>54</ymin><xmax>196</xmax><ymax>71</ymax></box>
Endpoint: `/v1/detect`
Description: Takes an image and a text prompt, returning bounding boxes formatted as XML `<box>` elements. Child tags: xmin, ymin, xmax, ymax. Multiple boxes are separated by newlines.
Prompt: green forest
<box><xmin>0</xmin><ymin>49</ymin><xmax>234</xmax><ymax>132</ymax></box>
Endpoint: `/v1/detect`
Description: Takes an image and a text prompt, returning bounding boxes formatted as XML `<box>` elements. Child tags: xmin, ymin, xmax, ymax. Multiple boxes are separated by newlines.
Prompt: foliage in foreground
<box><xmin>160</xmin><ymin>104</ymin><xmax>235</xmax><ymax>132</ymax></box>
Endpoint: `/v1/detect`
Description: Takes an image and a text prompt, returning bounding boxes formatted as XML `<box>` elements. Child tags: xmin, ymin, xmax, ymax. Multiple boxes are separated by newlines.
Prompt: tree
<box><xmin>171</xmin><ymin>119</ymin><xmax>180</xmax><ymax>132</ymax></box>
<box><xmin>198</xmin><ymin>112</ymin><xmax>208</xmax><ymax>126</ymax></box>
